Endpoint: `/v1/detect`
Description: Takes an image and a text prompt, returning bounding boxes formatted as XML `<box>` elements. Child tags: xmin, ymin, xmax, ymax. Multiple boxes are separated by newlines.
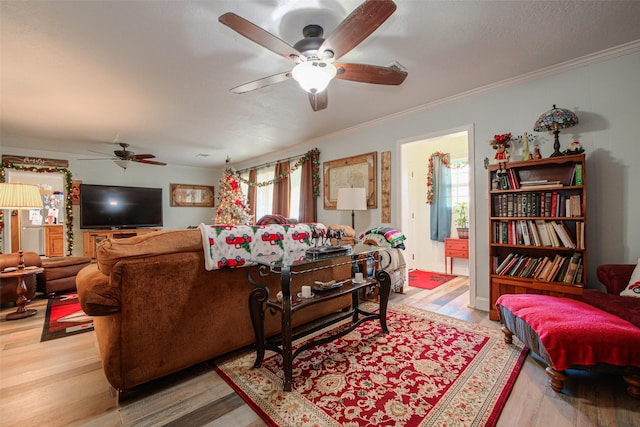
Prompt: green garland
<box><xmin>0</xmin><ymin>163</ymin><xmax>74</xmax><ymax>255</ymax></box>
<box><xmin>236</xmin><ymin>148</ymin><xmax>321</xmax><ymax>197</ymax></box>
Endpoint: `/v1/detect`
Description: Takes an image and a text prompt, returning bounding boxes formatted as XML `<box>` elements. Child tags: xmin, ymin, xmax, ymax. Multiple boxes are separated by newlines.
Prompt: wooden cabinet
<box><xmin>82</xmin><ymin>229</ymin><xmax>161</xmax><ymax>259</ymax></box>
<box><xmin>45</xmin><ymin>225</ymin><xmax>65</xmax><ymax>257</ymax></box>
<box><xmin>444</xmin><ymin>238</ymin><xmax>468</xmax><ymax>274</ymax></box>
<box><xmin>488</xmin><ymin>154</ymin><xmax>586</xmax><ymax>320</ymax></box>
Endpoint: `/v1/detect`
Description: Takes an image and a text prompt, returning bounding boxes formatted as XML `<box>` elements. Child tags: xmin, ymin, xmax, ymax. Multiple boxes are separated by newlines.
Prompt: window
<box><xmin>239</xmin><ymin>165</ymin><xmax>303</xmax><ymax>221</ymax></box>
<box><xmin>450</xmin><ymin>161</ymin><xmax>469</xmax><ymax>232</ymax></box>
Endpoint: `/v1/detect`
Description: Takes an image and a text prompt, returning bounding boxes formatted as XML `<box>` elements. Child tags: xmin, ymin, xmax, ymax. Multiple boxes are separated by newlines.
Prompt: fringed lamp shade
<box><xmin>0</xmin><ymin>183</ymin><xmax>43</xmax><ymax>209</ymax></box>
<box><xmin>533</xmin><ymin>104</ymin><xmax>579</xmax><ymax>157</ymax></box>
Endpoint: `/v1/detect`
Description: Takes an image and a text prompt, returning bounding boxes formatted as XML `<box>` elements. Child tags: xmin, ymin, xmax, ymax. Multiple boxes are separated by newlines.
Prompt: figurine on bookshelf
<box><xmin>520</xmin><ymin>132</ymin><xmax>534</xmax><ymax>161</ymax></box>
<box><xmin>534</xmin><ymin>145</ymin><xmax>542</xmax><ymax>159</ymax></box>
<box><xmin>563</xmin><ymin>141</ymin><xmax>585</xmax><ymax>155</ymax></box>
<box><xmin>489</xmin><ymin>133</ymin><xmax>512</xmax><ymax>176</ymax></box>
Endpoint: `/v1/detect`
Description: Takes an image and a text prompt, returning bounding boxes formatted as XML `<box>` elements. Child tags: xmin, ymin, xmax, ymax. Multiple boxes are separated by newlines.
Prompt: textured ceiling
<box><xmin>2</xmin><ymin>1</ymin><xmax>640</xmax><ymax>168</ymax></box>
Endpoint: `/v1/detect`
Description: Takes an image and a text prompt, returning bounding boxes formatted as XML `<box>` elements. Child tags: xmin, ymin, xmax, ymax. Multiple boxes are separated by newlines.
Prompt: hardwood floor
<box><xmin>1</xmin><ymin>279</ymin><xmax>638</xmax><ymax>427</ymax></box>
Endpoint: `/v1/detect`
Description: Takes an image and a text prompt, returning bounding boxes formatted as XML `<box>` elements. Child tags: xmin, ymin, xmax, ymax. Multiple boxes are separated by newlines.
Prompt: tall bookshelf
<box><xmin>488</xmin><ymin>154</ymin><xmax>586</xmax><ymax>320</ymax></box>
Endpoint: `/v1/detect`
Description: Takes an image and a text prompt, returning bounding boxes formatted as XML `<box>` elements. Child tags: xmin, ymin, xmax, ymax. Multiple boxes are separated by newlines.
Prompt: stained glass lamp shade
<box><xmin>533</xmin><ymin>104</ymin><xmax>579</xmax><ymax>157</ymax></box>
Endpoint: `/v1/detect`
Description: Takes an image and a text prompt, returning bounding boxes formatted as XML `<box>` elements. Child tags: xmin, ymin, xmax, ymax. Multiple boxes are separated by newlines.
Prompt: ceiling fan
<box><xmin>219</xmin><ymin>0</ymin><xmax>407</xmax><ymax>111</ymax></box>
<box><xmin>80</xmin><ymin>143</ymin><xmax>167</xmax><ymax>169</ymax></box>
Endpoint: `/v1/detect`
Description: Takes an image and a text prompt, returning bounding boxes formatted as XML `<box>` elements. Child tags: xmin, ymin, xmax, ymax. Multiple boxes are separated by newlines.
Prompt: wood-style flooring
<box><xmin>1</xmin><ymin>277</ymin><xmax>638</xmax><ymax>426</ymax></box>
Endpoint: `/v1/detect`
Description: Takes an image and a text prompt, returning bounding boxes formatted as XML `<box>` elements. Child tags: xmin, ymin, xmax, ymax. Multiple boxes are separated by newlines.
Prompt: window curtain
<box><xmin>430</xmin><ymin>155</ymin><xmax>452</xmax><ymax>242</ymax></box>
<box><xmin>299</xmin><ymin>158</ymin><xmax>317</xmax><ymax>222</ymax></box>
<box><xmin>272</xmin><ymin>161</ymin><xmax>290</xmax><ymax>217</ymax></box>
<box><xmin>247</xmin><ymin>168</ymin><xmax>257</xmax><ymax>222</ymax></box>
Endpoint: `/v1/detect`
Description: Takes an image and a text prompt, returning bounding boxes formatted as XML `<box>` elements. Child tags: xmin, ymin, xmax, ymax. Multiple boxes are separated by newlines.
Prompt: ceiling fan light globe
<box><xmin>114</xmin><ymin>159</ymin><xmax>132</xmax><ymax>170</ymax></box>
<box><xmin>292</xmin><ymin>60</ymin><xmax>336</xmax><ymax>94</ymax></box>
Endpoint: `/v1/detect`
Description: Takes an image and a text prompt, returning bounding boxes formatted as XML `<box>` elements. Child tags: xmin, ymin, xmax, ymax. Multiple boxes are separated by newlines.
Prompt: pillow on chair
<box><xmin>621</xmin><ymin>257</ymin><xmax>640</xmax><ymax>298</ymax></box>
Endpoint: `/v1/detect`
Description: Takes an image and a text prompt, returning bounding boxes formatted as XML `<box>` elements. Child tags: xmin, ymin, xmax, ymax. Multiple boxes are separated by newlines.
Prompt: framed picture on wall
<box><xmin>170</xmin><ymin>184</ymin><xmax>215</xmax><ymax>207</ymax></box>
<box><xmin>323</xmin><ymin>151</ymin><xmax>377</xmax><ymax>209</ymax></box>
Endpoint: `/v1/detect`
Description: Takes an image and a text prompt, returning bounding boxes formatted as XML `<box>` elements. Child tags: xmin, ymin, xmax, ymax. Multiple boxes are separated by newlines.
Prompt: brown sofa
<box><xmin>76</xmin><ymin>228</ymin><xmax>352</xmax><ymax>400</ymax></box>
<box><xmin>1</xmin><ymin>252</ymin><xmax>41</xmax><ymax>306</ymax></box>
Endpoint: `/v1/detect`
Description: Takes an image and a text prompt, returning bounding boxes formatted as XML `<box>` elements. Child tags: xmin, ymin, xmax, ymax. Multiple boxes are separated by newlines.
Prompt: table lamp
<box><xmin>337</xmin><ymin>187</ymin><xmax>367</xmax><ymax>230</ymax></box>
<box><xmin>0</xmin><ymin>183</ymin><xmax>44</xmax><ymax>267</ymax></box>
<box><xmin>533</xmin><ymin>104</ymin><xmax>579</xmax><ymax>157</ymax></box>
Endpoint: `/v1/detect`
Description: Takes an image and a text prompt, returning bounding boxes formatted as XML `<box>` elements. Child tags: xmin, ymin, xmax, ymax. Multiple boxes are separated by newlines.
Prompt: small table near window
<box><xmin>444</xmin><ymin>238</ymin><xmax>468</xmax><ymax>274</ymax></box>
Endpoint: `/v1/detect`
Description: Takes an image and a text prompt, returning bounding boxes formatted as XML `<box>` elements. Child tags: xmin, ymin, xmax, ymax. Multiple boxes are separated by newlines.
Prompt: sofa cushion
<box><xmin>621</xmin><ymin>257</ymin><xmax>640</xmax><ymax>298</ymax></box>
<box><xmin>579</xmin><ymin>289</ymin><xmax>640</xmax><ymax>328</ymax></box>
<box><xmin>96</xmin><ymin>229</ymin><xmax>202</xmax><ymax>274</ymax></box>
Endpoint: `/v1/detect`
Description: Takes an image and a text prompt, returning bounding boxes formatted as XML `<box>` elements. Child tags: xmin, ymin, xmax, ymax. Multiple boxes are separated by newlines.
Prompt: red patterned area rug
<box><xmin>409</xmin><ymin>269</ymin><xmax>457</xmax><ymax>290</ymax></box>
<box><xmin>40</xmin><ymin>293</ymin><xmax>94</xmax><ymax>342</ymax></box>
<box><xmin>215</xmin><ymin>303</ymin><xmax>527</xmax><ymax>427</ymax></box>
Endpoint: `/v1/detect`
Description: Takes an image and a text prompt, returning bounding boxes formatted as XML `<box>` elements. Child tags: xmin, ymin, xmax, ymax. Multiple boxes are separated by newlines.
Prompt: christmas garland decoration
<box><xmin>425</xmin><ymin>152</ymin><xmax>466</xmax><ymax>205</ymax></box>
<box><xmin>0</xmin><ymin>163</ymin><xmax>74</xmax><ymax>255</ymax></box>
<box><xmin>236</xmin><ymin>148</ymin><xmax>321</xmax><ymax>197</ymax></box>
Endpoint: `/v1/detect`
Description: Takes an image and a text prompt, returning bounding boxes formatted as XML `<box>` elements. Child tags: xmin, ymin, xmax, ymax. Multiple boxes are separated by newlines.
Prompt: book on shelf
<box><xmin>563</xmin><ymin>253</ymin><xmax>582</xmax><ymax>284</ymax></box>
<box><xmin>575</xmin><ymin>264</ymin><xmax>584</xmax><ymax>283</ymax></box>
<box><xmin>535</xmin><ymin>220</ymin><xmax>552</xmax><ymax>246</ymax></box>
<box><xmin>544</xmin><ymin>255</ymin><xmax>565</xmax><ymax>282</ymax></box>
<box><xmin>545</xmin><ymin>222</ymin><xmax>561</xmax><ymax>247</ymax></box>
<box><xmin>552</xmin><ymin>221</ymin><xmax>576</xmax><ymax>248</ymax></box>
<box><xmin>544</xmin><ymin>192</ymin><xmax>552</xmax><ymax>217</ymax></box>
<box><xmin>537</xmin><ymin>256</ymin><xmax>558</xmax><ymax>281</ymax></box>
<box><xmin>574</xmin><ymin>164</ymin><xmax>583</xmax><ymax>185</ymax></box>
<box><xmin>528</xmin><ymin>220</ymin><xmax>541</xmax><ymax>246</ymax></box>
<box><xmin>532</xmin><ymin>256</ymin><xmax>550</xmax><ymax>278</ymax></box>
<box><xmin>519</xmin><ymin>220</ymin><xmax>531</xmax><ymax>245</ymax></box>
<box><xmin>495</xmin><ymin>253</ymin><xmax>516</xmax><ymax>274</ymax></box>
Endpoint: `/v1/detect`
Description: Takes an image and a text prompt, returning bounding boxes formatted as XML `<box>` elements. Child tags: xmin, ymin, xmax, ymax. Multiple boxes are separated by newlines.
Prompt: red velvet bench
<box><xmin>497</xmin><ymin>294</ymin><xmax>640</xmax><ymax>398</ymax></box>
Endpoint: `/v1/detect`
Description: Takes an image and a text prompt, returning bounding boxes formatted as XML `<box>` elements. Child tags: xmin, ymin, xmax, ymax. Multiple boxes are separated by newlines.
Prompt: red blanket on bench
<box><xmin>496</xmin><ymin>294</ymin><xmax>640</xmax><ymax>371</ymax></box>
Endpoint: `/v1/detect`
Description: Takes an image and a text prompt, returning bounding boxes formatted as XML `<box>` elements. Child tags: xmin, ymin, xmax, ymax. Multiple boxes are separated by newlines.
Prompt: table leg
<box><xmin>280</xmin><ymin>267</ymin><xmax>293</xmax><ymax>392</ymax></box>
<box><xmin>249</xmin><ymin>286</ymin><xmax>268</xmax><ymax>368</ymax></box>
<box><xmin>6</xmin><ymin>274</ymin><xmax>37</xmax><ymax>321</ymax></box>
<box><xmin>376</xmin><ymin>269</ymin><xmax>391</xmax><ymax>333</ymax></box>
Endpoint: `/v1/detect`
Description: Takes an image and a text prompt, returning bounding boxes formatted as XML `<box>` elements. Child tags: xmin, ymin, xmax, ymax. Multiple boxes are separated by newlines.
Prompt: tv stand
<box><xmin>82</xmin><ymin>228</ymin><xmax>161</xmax><ymax>259</ymax></box>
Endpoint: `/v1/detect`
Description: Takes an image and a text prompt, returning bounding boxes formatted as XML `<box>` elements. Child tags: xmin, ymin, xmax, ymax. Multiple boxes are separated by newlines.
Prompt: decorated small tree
<box><xmin>213</xmin><ymin>162</ymin><xmax>252</xmax><ymax>225</ymax></box>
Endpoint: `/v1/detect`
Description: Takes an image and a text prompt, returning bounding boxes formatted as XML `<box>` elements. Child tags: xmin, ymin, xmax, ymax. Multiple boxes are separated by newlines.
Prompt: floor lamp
<box><xmin>337</xmin><ymin>187</ymin><xmax>367</xmax><ymax>230</ymax></box>
<box><xmin>0</xmin><ymin>183</ymin><xmax>44</xmax><ymax>320</ymax></box>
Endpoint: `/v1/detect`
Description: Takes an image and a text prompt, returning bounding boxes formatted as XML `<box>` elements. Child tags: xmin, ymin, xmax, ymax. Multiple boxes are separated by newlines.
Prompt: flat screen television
<box><xmin>80</xmin><ymin>184</ymin><xmax>163</xmax><ymax>229</ymax></box>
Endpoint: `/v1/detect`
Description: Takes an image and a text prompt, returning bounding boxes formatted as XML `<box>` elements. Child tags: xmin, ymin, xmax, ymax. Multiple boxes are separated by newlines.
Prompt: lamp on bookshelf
<box><xmin>533</xmin><ymin>104</ymin><xmax>579</xmax><ymax>157</ymax></box>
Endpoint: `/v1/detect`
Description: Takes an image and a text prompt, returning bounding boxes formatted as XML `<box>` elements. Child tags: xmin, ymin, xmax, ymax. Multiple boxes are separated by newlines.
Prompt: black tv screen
<box><xmin>80</xmin><ymin>184</ymin><xmax>163</xmax><ymax>229</ymax></box>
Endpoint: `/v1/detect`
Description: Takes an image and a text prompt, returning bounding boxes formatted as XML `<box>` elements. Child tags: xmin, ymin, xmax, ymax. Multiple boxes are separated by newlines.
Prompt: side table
<box><xmin>444</xmin><ymin>238</ymin><xmax>468</xmax><ymax>274</ymax></box>
<box><xmin>1</xmin><ymin>267</ymin><xmax>44</xmax><ymax>320</ymax></box>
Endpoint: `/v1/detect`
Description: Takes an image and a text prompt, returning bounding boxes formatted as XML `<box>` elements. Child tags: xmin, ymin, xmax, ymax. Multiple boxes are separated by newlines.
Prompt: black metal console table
<box><xmin>247</xmin><ymin>245</ymin><xmax>392</xmax><ymax>391</ymax></box>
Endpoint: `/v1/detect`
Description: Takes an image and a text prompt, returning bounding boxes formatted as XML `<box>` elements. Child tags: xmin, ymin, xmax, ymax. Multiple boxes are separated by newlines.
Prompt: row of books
<box><xmin>493</xmin><ymin>162</ymin><xmax>583</xmax><ymax>190</ymax></box>
<box><xmin>491</xmin><ymin>219</ymin><xmax>585</xmax><ymax>249</ymax></box>
<box><xmin>492</xmin><ymin>192</ymin><xmax>582</xmax><ymax>218</ymax></box>
<box><xmin>493</xmin><ymin>252</ymin><xmax>583</xmax><ymax>283</ymax></box>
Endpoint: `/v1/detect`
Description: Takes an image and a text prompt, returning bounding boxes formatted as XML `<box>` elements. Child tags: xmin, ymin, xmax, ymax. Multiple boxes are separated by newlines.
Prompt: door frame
<box><xmin>396</xmin><ymin>124</ymin><xmax>478</xmax><ymax>308</ymax></box>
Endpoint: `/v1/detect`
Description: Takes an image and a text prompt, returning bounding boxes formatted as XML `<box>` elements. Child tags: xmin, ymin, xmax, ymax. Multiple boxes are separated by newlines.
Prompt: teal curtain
<box><xmin>430</xmin><ymin>155</ymin><xmax>452</xmax><ymax>242</ymax></box>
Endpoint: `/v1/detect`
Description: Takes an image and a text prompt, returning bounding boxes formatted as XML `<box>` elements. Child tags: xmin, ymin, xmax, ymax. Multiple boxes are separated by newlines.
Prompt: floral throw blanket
<box><xmin>198</xmin><ymin>223</ymin><xmax>327</xmax><ymax>271</ymax></box>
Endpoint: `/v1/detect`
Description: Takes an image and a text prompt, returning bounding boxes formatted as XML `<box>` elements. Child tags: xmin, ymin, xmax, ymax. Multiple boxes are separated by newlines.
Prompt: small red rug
<box><xmin>215</xmin><ymin>303</ymin><xmax>527</xmax><ymax>427</ymax></box>
<box><xmin>40</xmin><ymin>293</ymin><xmax>94</xmax><ymax>342</ymax></box>
<box><xmin>409</xmin><ymin>269</ymin><xmax>457</xmax><ymax>290</ymax></box>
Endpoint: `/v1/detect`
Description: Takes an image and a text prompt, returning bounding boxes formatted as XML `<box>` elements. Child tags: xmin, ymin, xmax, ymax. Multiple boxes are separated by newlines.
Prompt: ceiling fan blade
<box><xmin>77</xmin><ymin>157</ymin><xmax>115</xmax><ymax>161</ymax></box>
<box><xmin>335</xmin><ymin>63</ymin><xmax>407</xmax><ymax>85</ymax></box>
<box><xmin>135</xmin><ymin>159</ymin><xmax>167</xmax><ymax>166</ymax></box>
<box><xmin>319</xmin><ymin>0</ymin><xmax>396</xmax><ymax>61</ymax></box>
<box><xmin>88</xmin><ymin>149</ymin><xmax>115</xmax><ymax>156</ymax></box>
<box><xmin>219</xmin><ymin>13</ymin><xmax>304</xmax><ymax>63</ymax></box>
<box><xmin>133</xmin><ymin>154</ymin><xmax>156</xmax><ymax>160</ymax></box>
<box><xmin>230</xmin><ymin>71</ymin><xmax>292</xmax><ymax>94</ymax></box>
<box><xmin>308</xmin><ymin>91</ymin><xmax>327</xmax><ymax>111</ymax></box>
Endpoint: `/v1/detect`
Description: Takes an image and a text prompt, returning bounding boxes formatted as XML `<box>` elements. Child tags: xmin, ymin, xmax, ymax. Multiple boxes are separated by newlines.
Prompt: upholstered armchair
<box><xmin>0</xmin><ymin>252</ymin><xmax>42</xmax><ymax>306</ymax></box>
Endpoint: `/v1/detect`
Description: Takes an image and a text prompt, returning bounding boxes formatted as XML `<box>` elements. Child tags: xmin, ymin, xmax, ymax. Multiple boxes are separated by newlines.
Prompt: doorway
<box><xmin>397</xmin><ymin>125</ymin><xmax>477</xmax><ymax>306</ymax></box>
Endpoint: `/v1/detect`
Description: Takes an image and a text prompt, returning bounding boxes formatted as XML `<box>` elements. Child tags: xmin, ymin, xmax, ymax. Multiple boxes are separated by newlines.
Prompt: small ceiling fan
<box><xmin>219</xmin><ymin>0</ymin><xmax>407</xmax><ymax>111</ymax></box>
<box><xmin>80</xmin><ymin>143</ymin><xmax>167</xmax><ymax>169</ymax></box>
